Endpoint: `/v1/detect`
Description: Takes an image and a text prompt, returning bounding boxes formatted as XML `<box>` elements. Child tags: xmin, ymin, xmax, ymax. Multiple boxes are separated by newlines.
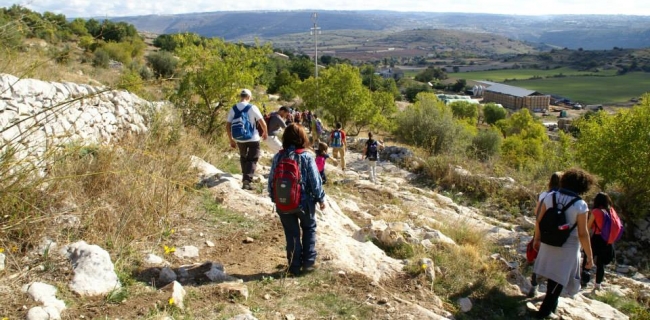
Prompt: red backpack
<box><xmin>272</xmin><ymin>149</ymin><xmax>305</xmax><ymax>214</ymax></box>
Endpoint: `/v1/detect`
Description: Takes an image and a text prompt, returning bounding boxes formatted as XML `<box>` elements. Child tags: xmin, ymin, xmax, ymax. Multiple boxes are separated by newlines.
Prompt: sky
<box><xmin>3</xmin><ymin>0</ymin><xmax>650</xmax><ymax>18</ymax></box>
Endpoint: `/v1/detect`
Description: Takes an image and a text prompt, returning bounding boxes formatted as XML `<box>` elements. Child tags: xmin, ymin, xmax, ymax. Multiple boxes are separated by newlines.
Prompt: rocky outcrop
<box><xmin>0</xmin><ymin>74</ymin><xmax>151</xmax><ymax>175</ymax></box>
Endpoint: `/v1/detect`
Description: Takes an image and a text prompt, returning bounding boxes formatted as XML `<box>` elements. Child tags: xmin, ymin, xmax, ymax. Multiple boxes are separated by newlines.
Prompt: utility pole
<box><xmin>310</xmin><ymin>12</ymin><xmax>320</xmax><ymax>78</ymax></box>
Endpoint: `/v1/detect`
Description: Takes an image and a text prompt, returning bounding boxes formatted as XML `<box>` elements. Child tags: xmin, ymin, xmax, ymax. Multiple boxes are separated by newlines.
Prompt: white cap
<box><xmin>240</xmin><ymin>89</ymin><xmax>252</xmax><ymax>98</ymax></box>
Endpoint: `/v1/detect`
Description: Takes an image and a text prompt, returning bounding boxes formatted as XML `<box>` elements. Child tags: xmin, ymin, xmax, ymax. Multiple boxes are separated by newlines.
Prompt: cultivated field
<box><xmin>442</xmin><ymin>68</ymin><xmax>650</xmax><ymax>105</ymax></box>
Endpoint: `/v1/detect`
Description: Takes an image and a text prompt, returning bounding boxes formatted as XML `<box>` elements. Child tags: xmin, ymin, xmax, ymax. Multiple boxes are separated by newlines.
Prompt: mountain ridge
<box><xmin>112</xmin><ymin>10</ymin><xmax>650</xmax><ymax>50</ymax></box>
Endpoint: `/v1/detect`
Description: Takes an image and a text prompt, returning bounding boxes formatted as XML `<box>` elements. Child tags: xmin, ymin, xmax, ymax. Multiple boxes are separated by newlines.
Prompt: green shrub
<box><xmin>470</xmin><ymin>129</ymin><xmax>502</xmax><ymax>161</ymax></box>
<box><xmin>483</xmin><ymin>103</ymin><xmax>507</xmax><ymax>124</ymax></box>
<box><xmin>394</xmin><ymin>92</ymin><xmax>472</xmax><ymax>155</ymax></box>
<box><xmin>146</xmin><ymin>51</ymin><xmax>178</xmax><ymax>78</ymax></box>
<box><xmin>92</xmin><ymin>48</ymin><xmax>110</xmax><ymax>68</ymax></box>
<box><xmin>450</xmin><ymin>101</ymin><xmax>479</xmax><ymax>122</ymax></box>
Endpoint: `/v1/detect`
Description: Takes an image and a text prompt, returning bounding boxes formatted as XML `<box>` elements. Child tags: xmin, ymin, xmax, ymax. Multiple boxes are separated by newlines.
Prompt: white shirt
<box><xmin>226</xmin><ymin>102</ymin><xmax>264</xmax><ymax>142</ymax></box>
<box><xmin>541</xmin><ymin>191</ymin><xmax>588</xmax><ymax>236</ymax></box>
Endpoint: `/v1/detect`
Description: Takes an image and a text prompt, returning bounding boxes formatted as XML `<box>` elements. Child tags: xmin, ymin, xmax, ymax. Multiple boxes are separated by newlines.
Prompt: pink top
<box><xmin>315</xmin><ymin>154</ymin><xmax>328</xmax><ymax>172</ymax></box>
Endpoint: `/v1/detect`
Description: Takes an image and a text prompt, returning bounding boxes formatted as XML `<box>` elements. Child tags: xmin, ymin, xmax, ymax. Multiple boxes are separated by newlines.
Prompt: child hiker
<box><xmin>315</xmin><ymin>142</ymin><xmax>338</xmax><ymax>184</ymax></box>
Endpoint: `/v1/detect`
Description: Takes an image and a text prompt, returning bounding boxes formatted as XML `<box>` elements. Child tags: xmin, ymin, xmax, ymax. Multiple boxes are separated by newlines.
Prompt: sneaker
<box><xmin>594</xmin><ymin>283</ymin><xmax>602</xmax><ymax>291</ymax></box>
<box><xmin>242</xmin><ymin>182</ymin><xmax>253</xmax><ymax>190</ymax></box>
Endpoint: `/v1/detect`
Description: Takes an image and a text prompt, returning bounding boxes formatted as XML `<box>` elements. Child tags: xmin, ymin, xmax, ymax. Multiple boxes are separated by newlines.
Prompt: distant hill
<box><xmin>112</xmin><ymin>11</ymin><xmax>650</xmax><ymax>50</ymax></box>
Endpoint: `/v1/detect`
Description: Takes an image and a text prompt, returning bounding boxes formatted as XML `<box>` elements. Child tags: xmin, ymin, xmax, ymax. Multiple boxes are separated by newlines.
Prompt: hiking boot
<box><xmin>303</xmin><ymin>264</ymin><xmax>317</xmax><ymax>274</ymax></box>
<box><xmin>594</xmin><ymin>283</ymin><xmax>602</xmax><ymax>291</ymax></box>
<box><xmin>242</xmin><ymin>182</ymin><xmax>253</xmax><ymax>190</ymax></box>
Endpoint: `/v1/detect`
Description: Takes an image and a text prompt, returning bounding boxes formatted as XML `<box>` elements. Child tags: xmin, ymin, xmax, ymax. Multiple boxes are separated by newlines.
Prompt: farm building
<box><xmin>477</xmin><ymin>81</ymin><xmax>550</xmax><ymax>111</ymax></box>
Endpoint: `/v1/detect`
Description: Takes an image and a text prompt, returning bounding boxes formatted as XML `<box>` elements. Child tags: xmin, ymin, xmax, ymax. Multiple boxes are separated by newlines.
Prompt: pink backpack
<box><xmin>596</xmin><ymin>208</ymin><xmax>624</xmax><ymax>244</ymax></box>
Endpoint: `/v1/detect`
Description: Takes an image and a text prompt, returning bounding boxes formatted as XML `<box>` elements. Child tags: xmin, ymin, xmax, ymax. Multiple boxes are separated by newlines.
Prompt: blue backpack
<box><xmin>231</xmin><ymin>104</ymin><xmax>254</xmax><ymax>141</ymax></box>
<box><xmin>331</xmin><ymin>130</ymin><xmax>343</xmax><ymax>148</ymax></box>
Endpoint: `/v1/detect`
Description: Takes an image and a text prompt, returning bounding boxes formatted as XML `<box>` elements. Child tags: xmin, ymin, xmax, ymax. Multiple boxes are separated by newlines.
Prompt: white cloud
<box><xmin>2</xmin><ymin>0</ymin><xmax>650</xmax><ymax>17</ymax></box>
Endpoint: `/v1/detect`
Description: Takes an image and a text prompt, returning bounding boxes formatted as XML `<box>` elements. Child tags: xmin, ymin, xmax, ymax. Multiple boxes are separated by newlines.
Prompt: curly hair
<box><xmin>560</xmin><ymin>168</ymin><xmax>596</xmax><ymax>195</ymax></box>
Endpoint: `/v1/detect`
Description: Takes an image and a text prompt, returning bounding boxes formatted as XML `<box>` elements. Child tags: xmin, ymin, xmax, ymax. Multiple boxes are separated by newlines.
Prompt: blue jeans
<box><xmin>277</xmin><ymin>202</ymin><xmax>317</xmax><ymax>274</ymax></box>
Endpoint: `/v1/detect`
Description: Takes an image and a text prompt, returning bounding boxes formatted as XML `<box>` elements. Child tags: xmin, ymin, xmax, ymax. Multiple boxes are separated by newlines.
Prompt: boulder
<box><xmin>62</xmin><ymin>241</ymin><xmax>121</xmax><ymax>296</ymax></box>
<box><xmin>158</xmin><ymin>267</ymin><xmax>177</xmax><ymax>286</ymax></box>
<box><xmin>144</xmin><ymin>253</ymin><xmax>165</xmax><ymax>266</ymax></box>
<box><xmin>423</xmin><ymin>230</ymin><xmax>457</xmax><ymax>246</ymax></box>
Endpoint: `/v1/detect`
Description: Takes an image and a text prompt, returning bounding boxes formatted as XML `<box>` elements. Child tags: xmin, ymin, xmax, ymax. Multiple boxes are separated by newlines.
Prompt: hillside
<box><xmin>112</xmin><ymin>11</ymin><xmax>650</xmax><ymax>50</ymax></box>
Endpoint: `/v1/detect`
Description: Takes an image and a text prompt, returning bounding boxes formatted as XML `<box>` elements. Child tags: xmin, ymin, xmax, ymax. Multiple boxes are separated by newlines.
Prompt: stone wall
<box><xmin>0</xmin><ymin>74</ymin><xmax>151</xmax><ymax>174</ymax></box>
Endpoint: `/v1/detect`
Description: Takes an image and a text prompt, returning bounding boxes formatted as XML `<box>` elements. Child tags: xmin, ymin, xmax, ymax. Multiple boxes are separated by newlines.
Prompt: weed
<box><xmin>105</xmin><ymin>287</ymin><xmax>129</xmax><ymax>304</ymax></box>
<box><xmin>593</xmin><ymin>291</ymin><xmax>650</xmax><ymax>320</ymax></box>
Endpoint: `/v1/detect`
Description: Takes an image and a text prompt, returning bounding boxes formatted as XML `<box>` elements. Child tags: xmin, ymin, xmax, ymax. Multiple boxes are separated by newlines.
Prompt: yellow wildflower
<box><xmin>170</xmin><ymin>229</ymin><xmax>175</xmax><ymax>234</ymax></box>
<box><xmin>163</xmin><ymin>245</ymin><xmax>176</xmax><ymax>255</ymax></box>
<box><xmin>0</xmin><ymin>248</ymin><xmax>4</xmax><ymax>253</ymax></box>
<box><xmin>168</xmin><ymin>297</ymin><xmax>175</xmax><ymax>305</ymax></box>
<box><xmin>421</xmin><ymin>264</ymin><xmax>428</xmax><ymax>270</ymax></box>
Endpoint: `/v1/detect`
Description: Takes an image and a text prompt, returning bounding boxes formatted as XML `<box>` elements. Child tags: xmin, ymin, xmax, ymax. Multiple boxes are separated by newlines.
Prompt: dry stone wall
<box><xmin>0</xmin><ymin>74</ymin><xmax>151</xmax><ymax>174</ymax></box>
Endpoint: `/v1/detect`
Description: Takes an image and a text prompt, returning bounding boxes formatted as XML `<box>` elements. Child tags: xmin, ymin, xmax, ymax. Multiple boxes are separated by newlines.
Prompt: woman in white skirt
<box><xmin>532</xmin><ymin>168</ymin><xmax>595</xmax><ymax>319</ymax></box>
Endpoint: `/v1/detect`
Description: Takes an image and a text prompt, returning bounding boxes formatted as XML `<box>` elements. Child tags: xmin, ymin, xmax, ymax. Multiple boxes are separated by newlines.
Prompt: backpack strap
<box><xmin>560</xmin><ymin>196</ymin><xmax>582</xmax><ymax>231</ymax></box>
<box><xmin>593</xmin><ymin>208</ymin><xmax>608</xmax><ymax>233</ymax></box>
<box><xmin>233</xmin><ymin>104</ymin><xmax>252</xmax><ymax>118</ymax></box>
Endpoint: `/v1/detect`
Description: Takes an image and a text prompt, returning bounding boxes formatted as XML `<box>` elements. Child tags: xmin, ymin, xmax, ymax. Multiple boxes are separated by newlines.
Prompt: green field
<box><xmin>457</xmin><ymin>67</ymin><xmax>618</xmax><ymax>82</ymax></box>
<box><xmin>507</xmin><ymin>73</ymin><xmax>650</xmax><ymax>104</ymax></box>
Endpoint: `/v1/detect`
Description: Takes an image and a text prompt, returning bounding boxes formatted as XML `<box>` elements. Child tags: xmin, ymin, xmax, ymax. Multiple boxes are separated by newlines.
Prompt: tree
<box><xmin>496</xmin><ymin>109</ymin><xmax>548</xmax><ymax>169</ymax></box>
<box><xmin>360</xmin><ymin>64</ymin><xmax>383</xmax><ymax>91</ymax></box>
<box><xmin>483</xmin><ymin>103</ymin><xmax>507</xmax><ymax>125</ymax></box>
<box><xmin>300</xmin><ymin>64</ymin><xmax>384</xmax><ymax>132</ymax></box>
<box><xmin>414</xmin><ymin>66</ymin><xmax>447</xmax><ymax>82</ymax></box>
<box><xmin>575</xmin><ymin>96</ymin><xmax>650</xmax><ymax>220</ymax></box>
<box><xmin>289</xmin><ymin>55</ymin><xmax>314</xmax><ymax>81</ymax></box>
<box><xmin>153</xmin><ymin>34</ymin><xmax>178</xmax><ymax>52</ymax></box>
<box><xmin>450</xmin><ymin>79</ymin><xmax>467</xmax><ymax>93</ymax></box>
<box><xmin>450</xmin><ymin>101</ymin><xmax>478</xmax><ymax>123</ymax></box>
<box><xmin>172</xmin><ymin>35</ymin><xmax>272</xmax><ymax>135</ymax></box>
<box><xmin>404</xmin><ymin>83</ymin><xmax>431</xmax><ymax>103</ymax></box>
<box><xmin>268</xmin><ymin>69</ymin><xmax>299</xmax><ymax>95</ymax></box>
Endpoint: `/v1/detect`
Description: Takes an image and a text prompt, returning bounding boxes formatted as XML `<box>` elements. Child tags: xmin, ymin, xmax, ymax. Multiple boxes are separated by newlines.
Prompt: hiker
<box><xmin>582</xmin><ymin>192</ymin><xmax>618</xmax><ymax>290</ymax></box>
<box><xmin>315</xmin><ymin>142</ymin><xmax>339</xmax><ymax>185</ymax></box>
<box><xmin>311</xmin><ymin>114</ymin><xmax>323</xmax><ymax>144</ymax></box>
<box><xmin>226</xmin><ymin>89</ymin><xmax>268</xmax><ymax>190</ymax></box>
<box><xmin>265</xmin><ymin>106</ymin><xmax>290</xmax><ymax>154</ymax></box>
<box><xmin>268</xmin><ymin>124</ymin><xmax>326</xmax><ymax>276</ymax></box>
<box><xmin>294</xmin><ymin>110</ymin><xmax>302</xmax><ymax>125</ymax></box>
<box><xmin>304</xmin><ymin>110</ymin><xmax>312</xmax><ymax>131</ymax></box>
<box><xmin>532</xmin><ymin>168</ymin><xmax>595</xmax><ymax>319</ymax></box>
<box><xmin>529</xmin><ymin>171</ymin><xmax>563</xmax><ymax>297</ymax></box>
<box><xmin>362</xmin><ymin>132</ymin><xmax>384</xmax><ymax>183</ymax></box>
<box><xmin>329</xmin><ymin>122</ymin><xmax>347</xmax><ymax>171</ymax></box>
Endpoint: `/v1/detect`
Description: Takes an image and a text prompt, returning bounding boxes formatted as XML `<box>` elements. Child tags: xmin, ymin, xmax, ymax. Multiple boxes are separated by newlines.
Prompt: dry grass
<box><xmin>0</xmin><ymin>108</ymin><xmax>233</xmax><ymax>273</ymax></box>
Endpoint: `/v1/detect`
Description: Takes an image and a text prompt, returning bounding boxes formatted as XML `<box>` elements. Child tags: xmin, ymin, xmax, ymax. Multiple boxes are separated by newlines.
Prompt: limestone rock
<box><xmin>243</xmin><ymin>237</ymin><xmax>255</xmax><ymax>244</ymax></box>
<box><xmin>217</xmin><ymin>282</ymin><xmax>249</xmax><ymax>300</ymax></box>
<box><xmin>161</xmin><ymin>281</ymin><xmax>186</xmax><ymax>309</ymax></box>
<box><xmin>205</xmin><ymin>240</ymin><xmax>215</xmax><ymax>247</ymax></box>
<box><xmin>458</xmin><ymin>297</ymin><xmax>472</xmax><ymax>312</ymax></box>
<box><xmin>173</xmin><ymin>245</ymin><xmax>199</xmax><ymax>259</ymax></box>
<box><xmin>423</xmin><ymin>230</ymin><xmax>457</xmax><ymax>246</ymax></box>
<box><xmin>62</xmin><ymin>241</ymin><xmax>121</xmax><ymax>296</ymax></box>
<box><xmin>420</xmin><ymin>258</ymin><xmax>435</xmax><ymax>282</ymax></box>
<box><xmin>144</xmin><ymin>253</ymin><xmax>165</xmax><ymax>265</ymax></box>
<box><xmin>23</xmin><ymin>282</ymin><xmax>66</xmax><ymax>320</ymax></box>
<box><xmin>0</xmin><ymin>252</ymin><xmax>5</xmax><ymax>271</ymax></box>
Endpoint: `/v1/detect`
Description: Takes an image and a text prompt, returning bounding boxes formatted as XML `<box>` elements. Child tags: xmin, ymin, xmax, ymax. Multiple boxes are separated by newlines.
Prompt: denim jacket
<box><xmin>268</xmin><ymin>146</ymin><xmax>326</xmax><ymax>209</ymax></box>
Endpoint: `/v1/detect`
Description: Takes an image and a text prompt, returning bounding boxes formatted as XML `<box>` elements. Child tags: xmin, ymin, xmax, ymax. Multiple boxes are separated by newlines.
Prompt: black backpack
<box><xmin>367</xmin><ymin>140</ymin><xmax>379</xmax><ymax>161</ymax></box>
<box><xmin>539</xmin><ymin>192</ymin><xmax>581</xmax><ymax>247</ymax></box>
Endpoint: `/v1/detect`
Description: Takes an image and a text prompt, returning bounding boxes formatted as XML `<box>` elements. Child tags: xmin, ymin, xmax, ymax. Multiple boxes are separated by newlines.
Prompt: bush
<box><xmin>92</xmin><ymin>48</ymin><xmax>110</xmax><ymax>68</ymax></box>
<box><xmin>404</xmin><ymin>83</ymin><xmax>431</xmax><ymax>103</ymax></box>
<box><xmin>394</xmin><ymin>92</ymin><xmax>472</xmax><ymax>155</ymax></box>
<box><xmin>470</xmin><ymin>129</ymin><xmax>502</xmax><ymax>161</ymax></box>
<box><xmin>146</xmin><ymin>51</ymin><xmax>178</xmax><ymax>78</ymax></box>
<box><xmin>483</xmin><ymin>103</ymin><xmax>507</xmax><ymax>124</ymax></box>
<box><xmin>450</xmin><ymin>101</ymin><xmax>478</xmax><ymax>122</ymax></box>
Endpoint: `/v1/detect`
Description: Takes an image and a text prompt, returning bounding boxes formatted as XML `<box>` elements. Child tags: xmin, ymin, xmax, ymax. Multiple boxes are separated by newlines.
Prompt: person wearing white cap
<box><xmin>226</xmin><ymin>89</ymin><xmax>268</xmax><ymax>190</ymax></box>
